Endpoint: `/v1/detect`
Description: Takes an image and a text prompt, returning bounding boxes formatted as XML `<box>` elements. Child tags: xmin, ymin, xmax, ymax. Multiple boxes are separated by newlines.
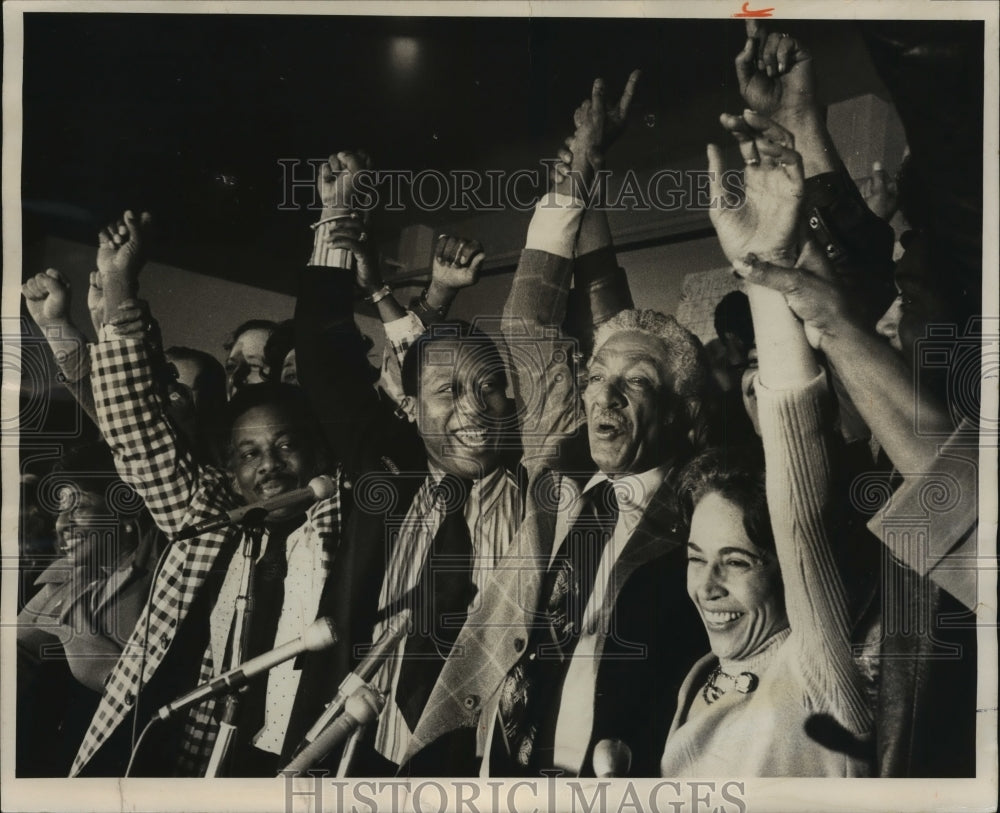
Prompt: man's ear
<box><xmin>396</xmin><ymin>395</ymin><xmax>418</xmax><ymax>424</ymax></box>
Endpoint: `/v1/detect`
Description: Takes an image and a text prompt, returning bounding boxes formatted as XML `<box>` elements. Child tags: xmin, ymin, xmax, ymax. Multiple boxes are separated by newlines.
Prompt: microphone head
<box><xmin>308</xmin><ymin>475</ymin><xmax>337</xmax><ymax>500</ymax></box>
<box><xmin>345</xmin><ymin>685</ymin><xmax>383</xmax><ymax>725</ymax></box>
<box><xmin>592</xmin><ymin>738</ymin><xmax>632</xmax><ymax>778</ymax></box>
<box><xmin>304</xmin><ymin>617</ymin><xmax>338</xmax><ymax>651</ymax></box>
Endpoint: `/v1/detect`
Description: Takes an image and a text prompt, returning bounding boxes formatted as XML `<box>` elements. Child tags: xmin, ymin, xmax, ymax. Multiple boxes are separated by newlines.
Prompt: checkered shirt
<box><xmin>70</xmin><ymin>336</ymin><xmax>341</xmax><ymax>776</ymax></box>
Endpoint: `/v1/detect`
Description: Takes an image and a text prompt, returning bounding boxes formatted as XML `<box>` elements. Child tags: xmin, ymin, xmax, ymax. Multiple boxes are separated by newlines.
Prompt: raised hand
<box><xmin>568</xmin><ymin>69</ymin><xmax>640</xmax><ymax>185</ymax></box>
<box><xmin>549</xmin><ymin>139</ymin><xmax>574</xmax><ymax>186</ymax></box>
<box><xmin>105</xmin><ymin>298</ymin><xmax>155</xmax><ymax>339</ymax></box>
<box><xmin>22</xmin><ymin>268</ymin><xmax>72</xmax><ymax>330</ymax></box>
<box><xmin>707</xmin><ymin>110</ymin><xmax>804</xmax><ymax>265</ymax></box>
<box><xmin>96</xmin><ymin>210</ymin><xmax>153</xmax><ymax>281</ymax></box>
<box><xmin>318</xmin><ymin>150</ymin><xmax>372</xmax><ymax>220</ymax></box>
<box><xmin>431</xmin><ymin>234</ymin><xmax>485</xmax><ymax>291</ymax></box>
<box><xmin>735</xmin><ymin>20</ymin><xmax>816</xmax><ymax>125</ymax></box>
<box><xmin>733</xmin><ymin>243</ymin><xmax>862</xmax><ymax>351</ymax></box>
<box><xmin>96</xmin><ymin>210</ymin><xmax>153</xmax><ymax>323</ymax></box>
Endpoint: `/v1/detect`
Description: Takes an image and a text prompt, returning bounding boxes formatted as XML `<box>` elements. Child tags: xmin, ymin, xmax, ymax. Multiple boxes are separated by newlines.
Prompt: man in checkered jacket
<box><xmin>69</xmin><ymin>212</ymin><xmax>345</xmax><ymax>777</ymax></box>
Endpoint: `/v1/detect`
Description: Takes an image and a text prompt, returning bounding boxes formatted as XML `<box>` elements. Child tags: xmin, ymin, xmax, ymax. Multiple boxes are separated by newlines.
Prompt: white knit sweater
<box><xmin>660</xmin><ymin>372</ymin><xmax>873</xmax><ymax>777</ymax></box>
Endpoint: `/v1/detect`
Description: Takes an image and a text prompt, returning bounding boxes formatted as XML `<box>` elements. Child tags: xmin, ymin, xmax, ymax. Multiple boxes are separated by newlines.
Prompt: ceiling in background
<box><xmin>21</xmin><ymin>13</ymin><xmax>894</xmax><ymax>295</ymax></box>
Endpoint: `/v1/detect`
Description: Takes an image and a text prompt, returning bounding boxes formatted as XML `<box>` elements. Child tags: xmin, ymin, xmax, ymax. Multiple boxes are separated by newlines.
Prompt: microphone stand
<box><xmin>204</xmin><ymin>508</ymin><xmax>267</xmax><ymax>778</ymax></box>
<box><xmin>335</xmin><ymin>725</ymin><xmax>367</xmax><ymax>779</ymax></box>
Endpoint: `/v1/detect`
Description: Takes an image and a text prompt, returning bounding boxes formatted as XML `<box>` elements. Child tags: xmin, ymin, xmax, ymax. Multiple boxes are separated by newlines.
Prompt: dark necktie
<box><xmin>232</xmin><ymin>517</ymin><xmax>296</xmax><ymax>761</ymax></box>
<box><xmin>395</xmin><ymin>475</ymin><xmax>477</xmax><ymax>731</ymax></box>
<box><xmin>494</xmin><ymin>479</ymin><xmax>619</xmax><ymax>773</ymax></box>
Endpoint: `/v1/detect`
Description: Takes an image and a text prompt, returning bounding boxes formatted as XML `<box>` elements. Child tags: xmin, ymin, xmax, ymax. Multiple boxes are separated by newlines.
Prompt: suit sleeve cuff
<box><xmin>309</xmin><ymin>222</ymin><xmax>354</xmax><ymax>269</ymax></box>
<box><xmin>525</xmin><ymin>192</ymin><xmax>585</xmax><ymax>259</ymax></box>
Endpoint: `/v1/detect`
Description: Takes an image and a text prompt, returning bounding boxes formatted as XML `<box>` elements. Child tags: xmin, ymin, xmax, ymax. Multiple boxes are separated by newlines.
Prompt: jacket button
<box><xmin>825</xmin><ymin>243</ymin><xmax>837</xmax><ymax>255</ymax></box>
<box><xmin>160</xmin><ymin>634</ymin><xmax>170</xmax><ymax>649</ymax></box>
<box><xmin>808</xmin><ymin>215</ymin><xmax>820</xmax><ymax>229</ymax></box>
<box><xmin>124</xmin><ymin>691</ymin><xmax>136</xmax><ymax>706</ymax></box>
<box><xmin>463</xmin><ymin>695</ymin><xmax>479</xmax><ymax>710</ymax></box>
<box><xmin>513</xmin><ymin>637</ymin><xmax>526</xmax><ymax>652</ymax></box>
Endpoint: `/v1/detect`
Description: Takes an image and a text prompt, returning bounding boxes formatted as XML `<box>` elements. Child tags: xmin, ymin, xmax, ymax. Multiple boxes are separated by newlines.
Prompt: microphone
<box><xmin>156</xmin><ymin>617</ymin><xmax>337</xmax><ymax>721</ymax></box>
<box><xmin>281</xmin><ymin>685</ymin><xmax>384</xmax><ymax>774</ymax></box>
<box><xmin>175</xmin><ymin>475</ymin><xmax>337</xmax><ymax>540</ymax></box>
<box><xmin>592</xmin><ymin>739</ymin><xmax>632</xmax><ymax>778</ymax></box>
<box><xmin>292</xmin><ymin>609</ymin><xmax>411</xmax><ymax>754</ymax></box>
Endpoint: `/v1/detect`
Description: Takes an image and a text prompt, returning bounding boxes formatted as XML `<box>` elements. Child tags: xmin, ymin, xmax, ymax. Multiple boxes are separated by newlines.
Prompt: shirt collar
<box><xmin>427</xmin><ymin>464</ymin><xmax>509</xmax><ymax>515</ymax></box>
<box><xmin>583</xmin><ymin>464</ymin><xmax>671</xmax><ymax>533</ymax></box>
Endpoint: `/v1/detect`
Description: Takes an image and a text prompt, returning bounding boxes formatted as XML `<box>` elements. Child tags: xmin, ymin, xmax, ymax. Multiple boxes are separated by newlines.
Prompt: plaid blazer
<box><xmin>71</xmin><ymin>337</ymin><xmax>341</xmax><ymax>776</ymax></box>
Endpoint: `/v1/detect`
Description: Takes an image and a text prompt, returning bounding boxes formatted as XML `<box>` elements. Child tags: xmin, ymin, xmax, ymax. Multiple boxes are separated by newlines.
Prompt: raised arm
<box><xmin>90</xmin><ymin>211</ymin><xmax>233</xmax><ymax>535</ymax></box>
<box><xmin>377</xmin><ymin>232</ymin><xmax>485</xmax><ymax>402</ymax></box>
<box><xmin>295</xmin><ymin>149</ymin><xmax>409</xmax><ymax>468</ymax></box>
<box><xmin>95</xmin><ymin>210</ymin><xmax>154</xmax><ymax>320</ymax></box>
<box><xmin>709</xmin><ymin>114</ymin><xmax>871</xmax><ymax>736</ymax></box>
<box><xmin>732</xmin><ymin>243</ymin><xmax>955</xmax><ymax>476</ymax></box>
<box><xmin>736</xmin><ymin>21</ymin><xmax>832</xmax><ymax>177</ymax></box>
<box><xmin>561</xmin><ymin>72</ymin><xmax>640</xmax><ymax>349</ymax></box>
<box><xmin>22</xmin><ymin>268</ymin><xmax>99</xmax><ymax>424</ymax></box>
<box><xmin>737</xmin><ymin>20</ymin><xmax>895</xmax><ymax>324</ymax></box>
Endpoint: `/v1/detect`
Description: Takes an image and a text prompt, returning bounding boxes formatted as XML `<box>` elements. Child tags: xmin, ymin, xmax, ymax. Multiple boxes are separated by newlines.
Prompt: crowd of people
<box><xmin>16</xmin><ymin>20</ymin><xmax>983</xmax><ymax>780</ymax></box>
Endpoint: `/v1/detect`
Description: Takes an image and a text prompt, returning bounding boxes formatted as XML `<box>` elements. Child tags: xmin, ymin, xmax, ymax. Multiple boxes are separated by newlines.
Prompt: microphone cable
<box><xmin>128</xmin><ymin>528</ymin><xmax>178</xmax><ymax>757</ymax></box>
<box><xmin>124</xmin><ymin>716</ymin><xmax>159</xmax><ymax>778</ymax></box>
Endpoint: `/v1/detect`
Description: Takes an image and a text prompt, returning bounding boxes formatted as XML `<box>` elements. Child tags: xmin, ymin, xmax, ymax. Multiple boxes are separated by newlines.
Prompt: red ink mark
<box><xmin>733</xmin><ymin>2</ymin><xmax>774</xmax><ymax>17</ymax></box>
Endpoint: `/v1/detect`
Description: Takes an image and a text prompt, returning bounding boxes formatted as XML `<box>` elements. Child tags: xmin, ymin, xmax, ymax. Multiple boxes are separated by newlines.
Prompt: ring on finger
<box><xmin>746</xmin><ymin>157</ymin><xmax>761</xmax><ymax>166</ymax></box>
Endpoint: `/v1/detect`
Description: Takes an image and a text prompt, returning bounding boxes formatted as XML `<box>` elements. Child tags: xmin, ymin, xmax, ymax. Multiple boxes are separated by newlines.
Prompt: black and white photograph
<box><xmin>2</xmin><ymin>2</ymin><xmax>997</xmax><ymax>811</ymax></box>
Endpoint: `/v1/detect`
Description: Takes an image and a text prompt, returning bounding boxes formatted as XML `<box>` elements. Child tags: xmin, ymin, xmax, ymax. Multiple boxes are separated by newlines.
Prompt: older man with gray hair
<box><xmin>398</xmin><ymin>73</ymin><xmax>712</xmax><ymax>778</ymax></box>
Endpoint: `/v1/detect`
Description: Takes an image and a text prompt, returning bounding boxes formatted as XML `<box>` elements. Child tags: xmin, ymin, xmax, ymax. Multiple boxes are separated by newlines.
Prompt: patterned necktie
<box><xmin>232</xmin><ymin>520</ymin><xmax>294</xmax><ymax>755</ymax></box>
<box><xmin>494</xmin><ymin>479</ymin><xmax>619</xmax><ymax>772</ymax></box>
<box><xmin>395</xmin><ymin>475</ymin><xmax>477</xmax><ymax>731</ymax></box>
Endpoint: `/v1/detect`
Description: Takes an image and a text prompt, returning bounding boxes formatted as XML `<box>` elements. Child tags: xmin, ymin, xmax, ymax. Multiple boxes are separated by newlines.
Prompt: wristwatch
<box><xmin>365</xmin><ymin>284</ymin><xmax>393</xmax><ymax>305</ymax></box>
<box><xmin>409</xmin><ymin>286</ymin><xmax>448</xmax><ymax>325</ymax></box>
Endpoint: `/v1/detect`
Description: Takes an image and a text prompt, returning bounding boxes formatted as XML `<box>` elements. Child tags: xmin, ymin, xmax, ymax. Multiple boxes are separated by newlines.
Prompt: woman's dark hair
<box><xmin>164</xmin><ymin>346</ymin><xmax>227</xmax><ymax>404</ymax></box>
<box><xmin>678</xmin><ymin>446</ymin><xmax>775</xmax><ymax>555</ymax></box>
<box><xmin>713</xmin><ymin>290</ymin><xmax>755</xmax><ymax>349</ymax></box>
<box><xmin>400</xmin><ymin>321</ymin><xmax>508</xmax><ymax>399</ymax></box>
<box><xmin>223</xmin><ymin>319</ymin><xmax>277</xmax><ymax>352</ymax></box>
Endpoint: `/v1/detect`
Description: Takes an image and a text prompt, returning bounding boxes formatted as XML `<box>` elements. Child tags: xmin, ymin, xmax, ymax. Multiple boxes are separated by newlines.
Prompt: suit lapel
<box><xmin>603</xmin><ymin>479</ymin><xmax>686</xmax><ymax>616</ymax></box>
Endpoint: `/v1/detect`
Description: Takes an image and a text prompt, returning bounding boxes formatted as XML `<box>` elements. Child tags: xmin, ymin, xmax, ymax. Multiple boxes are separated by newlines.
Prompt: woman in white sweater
<box><xmin>659</xmin><ymin>111</ymin><xmax>873</xmax><ymax>777</ymax></box>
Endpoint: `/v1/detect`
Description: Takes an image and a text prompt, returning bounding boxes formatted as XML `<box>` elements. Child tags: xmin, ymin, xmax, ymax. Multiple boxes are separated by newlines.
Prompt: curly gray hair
<box><xmin>590</xmin><ymin>309</ymin><xmax>715</xmax><ymax>454</ymax></box>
